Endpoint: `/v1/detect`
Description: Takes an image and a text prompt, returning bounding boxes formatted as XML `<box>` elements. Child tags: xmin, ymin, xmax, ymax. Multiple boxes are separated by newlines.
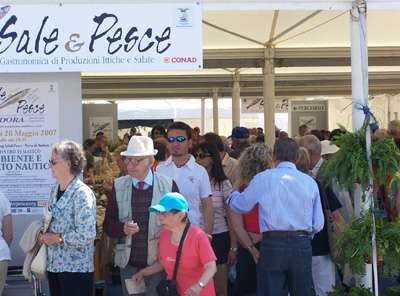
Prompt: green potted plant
<box><xmin>326</xmin><ymin>284</ymin><xmax>374</xmax><ymax>296</ymax></box>
<box><xmin>335</xmin><ymin>210</ymin><xmax>400</xmax><ymax>278</ymax></box>
<box><xmin>323</xmin><ymin>122</ymin><xmax>400</xmax><ymax>199</ymax></box>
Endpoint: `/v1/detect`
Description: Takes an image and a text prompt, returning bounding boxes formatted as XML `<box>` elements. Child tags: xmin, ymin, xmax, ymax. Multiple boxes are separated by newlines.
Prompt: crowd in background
<box><xmin>2</xmin><ymin>119</ymin><xmax>400</xmax><ymax>296</ymax></box>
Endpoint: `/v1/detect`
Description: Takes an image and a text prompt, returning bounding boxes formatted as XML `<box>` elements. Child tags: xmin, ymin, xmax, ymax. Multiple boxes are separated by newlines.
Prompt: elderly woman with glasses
<box><xmin>38</xmin><ymin>140</ymin><xmax>96</xmax><ymax>296</ymax></box>
<box><xmin>132</xmin><ymin>193</ymin><xmax>217</xmax><ymax>296</ymax></box>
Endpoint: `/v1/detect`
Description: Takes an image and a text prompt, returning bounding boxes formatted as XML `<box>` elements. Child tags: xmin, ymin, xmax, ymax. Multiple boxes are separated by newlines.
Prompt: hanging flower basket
<box><xmin>323</xmin><ymin>122</ymin><xmax>400</xmax><ymax>200</ymax></box>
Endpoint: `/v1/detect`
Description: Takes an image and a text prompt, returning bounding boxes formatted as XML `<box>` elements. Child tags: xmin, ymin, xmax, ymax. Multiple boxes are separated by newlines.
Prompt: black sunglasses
<box><xmin>167</xmin><ymin>136</ymin><xmax>186</xmax><ymax>143</ymax></box>
<box><xmin>49</xmin><ymin>159</ymin><xmax>61</xmax><ymax>165</ymax></box>
<box><xmin>194</xmin><ymin>153</ymin><xmax>212</xmax><ymax>159</ymax></box>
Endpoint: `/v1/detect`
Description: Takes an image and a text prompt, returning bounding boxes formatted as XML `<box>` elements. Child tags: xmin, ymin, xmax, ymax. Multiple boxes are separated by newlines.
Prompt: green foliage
<box><xmin>335</xmin><ymin>211</ymin><xmax>373</xmax><ymax>276</ymax></box>
<box><xmin>386</xmin><ymin>286</ymin><xmax>400</xmax><ymax>296</ymax></box>
<box><xmin>371</xmin><ymin>135</ymin><xmax>400</xmax><ymax>188</ymax></box>
<box><xmin>323</xmin><ymin>123</ymin><xmax>400</xmax><ymax>200</ymax></box>
<box><xmin>335</xmin><ymin>211</ymin><xmax>400</xmax><ymax>278</ymax></box>
<box><xmin>326</xmin><ymin>284</ymin><xmax>374</xmax><ymax>296</ymax></box>
<box><xmin>324</xmin><ymin>124</ymin><xmax>371</xmax><ymax>195</ymax></box>
<box><xmin>106</xmin><ymin>248</ymin><xmax>120</xmax><ymax>275</ymax></box>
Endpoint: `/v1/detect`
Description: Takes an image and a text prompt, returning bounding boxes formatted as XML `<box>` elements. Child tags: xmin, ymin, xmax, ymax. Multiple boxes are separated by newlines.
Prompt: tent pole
<box><xmin>213</xmin><ymin>88</ymin><xmax>219</xmax><ymax>134</ymax></box>
<box><xmin>351</xmin><ymin>1</ymin><xmax>376</xmax><ymax>294</ymax></box>
<box><xmin>263</xmin><ymin>47</ymin><xmax>276</xmax><ymax>149</ymax></box>
<box><xmin>232</xmin><ymin>72</ymin><xmax>241</xmax><ymax>128</ymax></box>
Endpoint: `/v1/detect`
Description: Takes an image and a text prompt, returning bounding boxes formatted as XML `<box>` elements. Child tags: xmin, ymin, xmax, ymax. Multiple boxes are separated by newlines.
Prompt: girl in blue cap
<box><xmin>132</xmin><ymin>192</ymin><xmax>217</xmax><ymax>296</ymax></box>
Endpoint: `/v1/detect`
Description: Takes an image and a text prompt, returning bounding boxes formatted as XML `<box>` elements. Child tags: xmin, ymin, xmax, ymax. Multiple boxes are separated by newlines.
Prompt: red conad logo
<box><xmin>171</xmin><ymin>57</ymin><xmax>197</xmax><ymax>63</ymax></box>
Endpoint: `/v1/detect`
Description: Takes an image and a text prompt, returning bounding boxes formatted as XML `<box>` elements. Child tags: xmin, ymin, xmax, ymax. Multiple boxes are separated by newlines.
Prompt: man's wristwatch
<box><xmin>59</xmin><ymin>233</ymin><xmax>64</xmax><ymax>243</ymax></box>
<box><xmin>197</xmin><ymin>281</ymin><xmax>205</xmax><ymax>289</ymax></box>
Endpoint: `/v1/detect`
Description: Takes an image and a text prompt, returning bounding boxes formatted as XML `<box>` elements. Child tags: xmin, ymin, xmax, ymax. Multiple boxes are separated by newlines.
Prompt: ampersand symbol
<box><xmin>65</xmin><ymin>33</ymin><xmax>85</xmax><ymax>52</ymax></box>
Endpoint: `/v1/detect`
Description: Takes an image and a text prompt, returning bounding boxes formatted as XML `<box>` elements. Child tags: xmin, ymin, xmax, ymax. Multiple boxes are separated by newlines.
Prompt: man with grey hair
<box><xmin>299</xmin><ymin>134</ymin><xmax>355</xmax><ymax>291</ymax></box>
<box><xmin>103</xmin><ymin>136</ymin><xmax>179</xmax><ymax>296</ymax></box>
<box><xmin>298</xmin><ymin>124</ymin><xmax>309</xmax><ymax>137</ymax></box>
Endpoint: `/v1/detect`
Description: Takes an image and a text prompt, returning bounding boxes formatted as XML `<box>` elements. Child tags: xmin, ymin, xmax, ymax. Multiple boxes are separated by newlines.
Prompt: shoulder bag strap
<box><xmin>317</xmin><ymin>179</ymin><xmax>330</xmax><ymax>212</ymax></box>
<box><xmin>172</xmin><ymin>222</ymin><xmax>190</xmax><ymax>281</ymax></box>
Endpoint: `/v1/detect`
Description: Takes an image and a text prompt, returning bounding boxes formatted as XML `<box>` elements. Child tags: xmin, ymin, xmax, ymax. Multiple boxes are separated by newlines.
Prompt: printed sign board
<box><xmin>0</xmin><ymin>3</ymin><xmax>203</xmax><ymax>72</ymax></box>
<box><xmin>0</xmin><ymin>82</ymin><xmax>59</xmax><ymax>215</ymax></box>
<box><xmin>241</xmin><ymin>98</ymin><xmax>290</xmax><ymax>113</ymax></box>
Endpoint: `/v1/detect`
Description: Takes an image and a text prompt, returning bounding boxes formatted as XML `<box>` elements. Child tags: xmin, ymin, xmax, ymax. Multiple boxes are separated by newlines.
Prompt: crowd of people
<box><xmin>3</xmin><ymin>119</ymin><xmax>400</xmax><ymax>296</ymax></box>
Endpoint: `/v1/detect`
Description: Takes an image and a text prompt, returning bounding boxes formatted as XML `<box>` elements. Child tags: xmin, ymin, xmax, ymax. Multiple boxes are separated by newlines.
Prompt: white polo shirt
<box><xmin>155</xmin><ymin>155</ymin><xmax>212</xmax><ymax>227</ymax></box>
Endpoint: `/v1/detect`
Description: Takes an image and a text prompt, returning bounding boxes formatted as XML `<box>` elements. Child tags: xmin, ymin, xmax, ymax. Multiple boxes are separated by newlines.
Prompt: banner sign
<box><xmin>241</xmin><ymin>98</ymin><xmax>290</xmax><ymax>113</ymax></box>
<box><xmin>0</xmin><ymin>82</ymin><xmax>59</xmax><ymax>215</ymax></box>
<box><xmin>0</xmin><ymin>3</ymin><xmax>203</xmax><ymax>72</ymax></box>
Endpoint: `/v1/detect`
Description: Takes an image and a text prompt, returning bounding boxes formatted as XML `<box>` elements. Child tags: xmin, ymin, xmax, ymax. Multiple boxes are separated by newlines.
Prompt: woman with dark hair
<box><xmin>38</xmin><ymin>140</ymin><xmax>97</xmax><ymax>296</ymax></box>
<box><xmin>230</xmin><ymin>143</ymin><xmax>274</xmax><ymax>296</ymax></box>
<box><xmin>151</xmin><ymin>124</ymin><xmax>167</xmax><ymax>140</ymax></box>
<box><xmin>83</xmin><ymin>138</ymin><xmax>96</xmax><ymax>177</ymax></box>
<box><xmin>194</xmin><ymin>142</ymin><xmax>236</xmax><ymax>296</ymax></box>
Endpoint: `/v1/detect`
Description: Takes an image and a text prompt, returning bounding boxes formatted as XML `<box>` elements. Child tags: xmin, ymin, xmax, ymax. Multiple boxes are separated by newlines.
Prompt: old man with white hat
<box><xmin>103</xmin><ymin>136</ymin><xmax>180</xmax><ymax>296</ymax></box>
<box><xmin>320</xmin><ymin>139</ymin><xmax>339</xmax><ymax>161</ymax></box>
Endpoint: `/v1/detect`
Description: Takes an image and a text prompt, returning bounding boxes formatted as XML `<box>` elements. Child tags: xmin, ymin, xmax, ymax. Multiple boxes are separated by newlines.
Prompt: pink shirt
<box><xmin>158</xmin><ymin>224</ymin><xmax>217</xmax><ymax>295</ymax></box>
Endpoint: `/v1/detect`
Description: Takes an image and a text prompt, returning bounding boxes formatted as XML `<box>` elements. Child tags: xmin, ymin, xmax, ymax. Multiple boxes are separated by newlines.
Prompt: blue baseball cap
<box><xmin>149</xmin><ymin>192</ymin><xmax>188</xmax><ymax>212</ymax></box>
<box><xmin>228</xmin><ymin>126</ymin><xmax>250</xmax><ymax>139</ymax></box>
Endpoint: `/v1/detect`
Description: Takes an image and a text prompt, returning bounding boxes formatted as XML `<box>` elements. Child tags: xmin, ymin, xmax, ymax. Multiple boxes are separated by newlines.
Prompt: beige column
<box><xmin>212</xmin><ymin>87</ymin><xmax>219</xmax><ymax>134</ymax></box>
<box><xmin>201</xmin><ymin>98</ymin><xmax>206</xmax><ymax>134</ymax></box>
<box><xmin>263</xmin><ymin>47</ymin><xmax>276</xmax><ymax>148</ymax></box>
<box><xmin>232</xmin><ymin>72</ymin><xmax>241</xmax><ymax>128</ymax></box>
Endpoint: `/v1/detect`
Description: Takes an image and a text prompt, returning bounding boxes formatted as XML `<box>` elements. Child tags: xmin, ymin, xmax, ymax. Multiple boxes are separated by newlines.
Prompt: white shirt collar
<box><xmin>310</xmin><ymin>157</ymin><xmax>324</xmax><ymax>177</ymax></box>
<box><xmin>132</xmin><ymin>169</ymin><xmax>153</xmax><ymax>187</ymax></box>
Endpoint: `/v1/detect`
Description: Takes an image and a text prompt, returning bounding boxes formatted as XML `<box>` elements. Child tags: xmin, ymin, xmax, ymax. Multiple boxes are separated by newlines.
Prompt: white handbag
<box><xmin>31</xmin><ymin>244</ymin><xmax>48</xmax><ymax>281</ymax></box>
<box><xmin>31</xmin><ymin>189</ymin><xmax>56</xmax><ymax>281</ymax></box>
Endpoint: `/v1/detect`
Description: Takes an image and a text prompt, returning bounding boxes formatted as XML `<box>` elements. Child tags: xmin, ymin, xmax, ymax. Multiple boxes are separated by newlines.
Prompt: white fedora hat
<box><xmin>321</xmin><ymin>140</ymin><xmax>339</xmax><ymax>155</ymax></box>
<box><xmin>121</xmin><ymin>136</ymin><xmax>158</xmax><ymax>157</ymax></box>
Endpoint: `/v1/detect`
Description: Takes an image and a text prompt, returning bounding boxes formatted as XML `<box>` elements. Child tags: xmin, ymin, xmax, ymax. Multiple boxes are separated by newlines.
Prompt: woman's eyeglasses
<box><xmin>167</xmin><ymin>136</ymin><xmax>186</xmax><ymax>143</ymax></box>
<box><xmin>156</xmin><ymin>211</ymin><xmax>179</xmax><ymax>217</ymax></box>
<box><xmin>49</xmin><ymin>159</ymin><xmax>61</xmax><ymax>165</ymax></box>
<box><xmin>123</xmin><ymin>157</ymin><xmax>148</xmax><ymax>165</ymax></box>
<box><xmin>194</xmin><ymin>153</ymin><xmax>212</xmax><ymax>159</ymax></box>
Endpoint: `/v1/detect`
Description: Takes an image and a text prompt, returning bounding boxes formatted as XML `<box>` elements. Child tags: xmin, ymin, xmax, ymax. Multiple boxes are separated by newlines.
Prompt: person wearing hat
<box><xmin>132</xmin><ymin>193</ymin><xmax>217</xmax><ymax>296</ymax></box>
<box><xmin>320</xmin><ymin>139</ymin><xmax>339</xmax><ymax>161</ymax></box>
<box><xmin>103</xmin><ymin>136</ymin><xmax>179</xmax><ymax>296</ymax></box>
<box><xmin>228</xmin><ymin>127</ymin><xmax>251</xmax><ymax>160</ymax></box>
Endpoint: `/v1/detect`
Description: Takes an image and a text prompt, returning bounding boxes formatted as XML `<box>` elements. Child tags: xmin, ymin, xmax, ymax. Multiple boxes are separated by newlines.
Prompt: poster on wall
<box><xmin>89</xmin><ymin>117</ymin><xmax>113</xmax><ymax>140</ymax></box>
<box><xmin>241</xmin><ymin>98</ymin><xmax>290</xmax><ymax>113</ymax></box>
<box><xmin>0</xmin><ymin>82</ymin><xmax>59</xmax><ymax>215</ymax></box>
<box><xmin>300</xmin><ymin>116</ymin><xmax>316</xmax><ymax>131</ymax></box>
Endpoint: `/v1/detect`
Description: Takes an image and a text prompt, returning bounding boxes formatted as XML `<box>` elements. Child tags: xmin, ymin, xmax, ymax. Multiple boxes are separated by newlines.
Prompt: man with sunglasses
<box><xmin>155</xmin><ymin>121</ymin><xmax>214</xmax><ymax>241</ymax></box>
<box><xmin>103</xmin><ymin>136</ymin><xmax>179</xmax><ymax>296</ymax></box>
